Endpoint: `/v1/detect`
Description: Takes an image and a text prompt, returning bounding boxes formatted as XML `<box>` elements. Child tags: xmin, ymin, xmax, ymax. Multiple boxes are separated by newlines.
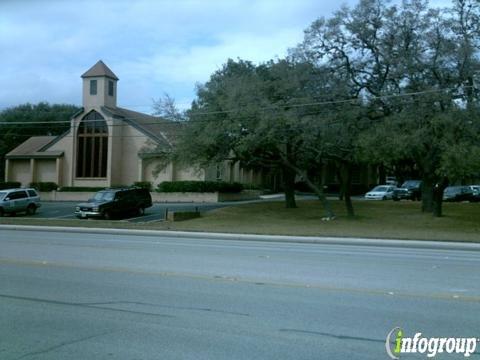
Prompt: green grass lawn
<box><xmin>1</xmin><ymin>200</ymin><xmax>479</xmax><ymax>242</ymax></box>
<box><xmin>169</xmin><ymin>200</ymin><xmax>480</xmax><ymax>242</ymax></box>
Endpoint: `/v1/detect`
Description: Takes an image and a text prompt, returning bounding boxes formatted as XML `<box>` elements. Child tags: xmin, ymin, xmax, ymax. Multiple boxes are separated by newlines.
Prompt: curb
<box><xmin>1</xmin><ymin>224</ymin><xmax>479</xmax><ymax>251</ymax></box>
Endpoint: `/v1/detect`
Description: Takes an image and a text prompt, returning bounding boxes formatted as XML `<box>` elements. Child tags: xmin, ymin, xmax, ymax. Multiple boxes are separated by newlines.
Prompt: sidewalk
<box><xmin>1</xmin><ymin>224</ymin><xmax>479</xmax><ymax>252</ymax></box>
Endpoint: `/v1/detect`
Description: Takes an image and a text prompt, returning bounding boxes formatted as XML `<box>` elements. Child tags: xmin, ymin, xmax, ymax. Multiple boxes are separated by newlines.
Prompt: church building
<box><xmin>5</xmin><ymin>61</ymin><xmax>263</xmax><ymax>188</ymax></box>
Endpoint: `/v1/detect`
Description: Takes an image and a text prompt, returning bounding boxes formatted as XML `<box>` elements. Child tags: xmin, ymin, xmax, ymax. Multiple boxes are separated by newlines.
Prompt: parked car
<box><xmin>364</xmin><ymin>185</ymin><xmax>396</xmax><ymax>200</ymax></box>
<box><xmin>394</xmin><ymin>180</ymin><xmax>422</xmax><ymax>201</ymax></box>
<box><xmin>75</xmin><ymin>187</ymin><xmax>152</xmax><ymax>219</ymax></box>
<box><xmin>385</xmin><ymin>176</ymin><xmax>398</xmax><ymax>187</ymax></box>
<box><xmin>443</xmin><ymin>186</ymin><xmax>478</xmax><ymax>202</ymax></box>
<box><xmin>468</xmin><ymin>185</ymin><xmax>480</xmax><ymax>197</ymax></box>
<box><xmin>0</xmin><ymin>188</ymin><xmax>41</xmax><ymax>216</ymax></box>
<box><xmin>392</xmin><ymin>187</ymin><xmax>412</xmax><ymax>201</ymax></box>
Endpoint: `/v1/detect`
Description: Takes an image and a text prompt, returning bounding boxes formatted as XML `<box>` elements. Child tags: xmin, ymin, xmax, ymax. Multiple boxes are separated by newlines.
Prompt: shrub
<box><xmin>58</xmin><ymin>186</ymin><xmax>106</xmax><ymax>192</ymax></box>
<box><xmin>241</xmin><ymin>183</ymin><xmax>263</xmax><ymax>190</ymax></box>
<box><xmin>0</xmin><ymin>181</ymin><xmax>21</xmax><ymax>190</ymax></box>
<box><xmin>109</xmin><ymin>184</ymin><xmax>129</xmax><ymax>189</ymax></box>
<box><xmin>133</xmin><ymin>181</ymin><xmax>152</xmax><ymax>191</ymax></box>
<box><xmin>29</xmin><ymin>182</ymin><xmax>58</xmax><ymax>192</ymax></box>
<box><xmin>294</xmin><ymin>181</ymin><xmax>311</xmax><ymax>192</ymax></box>
<box><xmin>157</xmin><ymin>181</ymin><xmax>243</xmax><ymax>193</ymax></box>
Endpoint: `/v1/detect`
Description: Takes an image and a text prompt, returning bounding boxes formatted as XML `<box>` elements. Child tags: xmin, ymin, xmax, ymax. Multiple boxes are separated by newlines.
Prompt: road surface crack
<box><xmin>279</xmin><ymin>328</ymin><xmax>384</xmax><ymax>344</ymax></box>
<box><xmin>0</xmin><ymin>293</ymin><xmax>175</xmax><ymax>318</ymax></box>
<box><xmin>84</xmin><ymin>300</ymin><xmax>250</xmax><ymax>317</ymax></box>
<box><xmin>13</xmin><ymin>330</ymin><xmax>114</xmax><ymax>359</ymax></box>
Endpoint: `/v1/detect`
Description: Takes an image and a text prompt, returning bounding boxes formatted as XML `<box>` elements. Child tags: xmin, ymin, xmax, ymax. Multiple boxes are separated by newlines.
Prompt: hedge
<box><xmin>58</xmin><ymin>187</ymin><xmax>106</xmax><ymax>192</ymax></box>
<box><xmin>133</xmin><ymin>181</ymin><xmax>152</xmax><ymax>191</ymax></box>
<box><xmin>157</xmin><ymin>181</ymin><xmax>243</xmax><ymax>193</ymax></box>
<box><xmin>0</xmin><ymin>182</ymin><xmax>21</xmax><ymax>190</ymax></box>
<box><xmin>30</xmin><ymin>182</ymin><xmax>58</xmax><ymax>192</ymax></box>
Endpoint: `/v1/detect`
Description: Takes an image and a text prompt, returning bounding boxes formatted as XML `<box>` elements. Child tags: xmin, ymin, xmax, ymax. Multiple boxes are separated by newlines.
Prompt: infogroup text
<box><xmin>386</xmin><ymin>327</ymin><xmax>478</xmax><ymax>358</ymax></box>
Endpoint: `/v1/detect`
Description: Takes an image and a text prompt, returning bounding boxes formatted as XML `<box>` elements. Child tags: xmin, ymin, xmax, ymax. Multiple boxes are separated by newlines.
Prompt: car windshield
<box><xmin>402</xmin><ymin>180</ymin><xmax>420</xmax><ymax>188</ymax></box>
<box><xmin>0</xmin><ymin>192</ymin><xmax>6</xmax><ymax>200</ymax></box>
<box><xmin>444</xmin><ymin>187</ymin><xmax>459</xmax><ymax>194</ymax></box>
<box><xmin>93</xmin><ymin>191</ymin><xmax>115</xmax><ymax>201</ymax></box>
<box><xmin>372</xmin><ymin>186</ymin><xmax>388</xmax><ymax>192</ymax></box>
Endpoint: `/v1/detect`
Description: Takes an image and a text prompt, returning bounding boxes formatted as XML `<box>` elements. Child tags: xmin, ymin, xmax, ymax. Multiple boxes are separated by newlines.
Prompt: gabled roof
<box><xmin>6</xmin><ymin>136</ymin><xmax>63</xmax><ymax>159</ymax></box>
<box><xmin>81</xmin><ymin>60</ymin><xmax>119</xmax><ymax>80</ymax></box>
<box><xmin>102</xmin><ymin>106</ymin><xmax>183</xmax><ymax>150</ymax></box>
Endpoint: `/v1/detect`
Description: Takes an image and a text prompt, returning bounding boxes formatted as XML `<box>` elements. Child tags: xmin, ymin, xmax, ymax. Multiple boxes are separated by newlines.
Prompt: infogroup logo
<box><xmin>385</xmin><ymin>327</ymin><xmax>478</xmax><ymax>359</ymax></box>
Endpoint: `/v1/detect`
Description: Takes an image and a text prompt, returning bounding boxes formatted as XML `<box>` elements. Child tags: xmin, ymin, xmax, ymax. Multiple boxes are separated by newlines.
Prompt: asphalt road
<box><xmin>0</xmin><ymin>229</ymin><xmax>479</xmax><ymax>359</ymax></box>
<box><xmin>8</xmin><ymin>201</ymin><xmax>232</xmax><ymax>223</ymax></box>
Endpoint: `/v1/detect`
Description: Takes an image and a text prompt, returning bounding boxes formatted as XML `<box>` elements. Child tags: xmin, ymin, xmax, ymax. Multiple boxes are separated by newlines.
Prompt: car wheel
<box><xmin>26</xmin><ymin>204</ymin><xmax>37</xmax><ymax>215</ymax></box>
<box><xmin>0</xmin><ymin>208</ymin><xmax>4</xmax><ymax>217</ymax></box>
<box><xmin>382</xmin><ymin>196</ymin><xmax>387</xmax><ymax>200</ymax></box>
<box><xmin>104</xmin><ymin>211</ymin><xmax>112</xmax><ymax>220</ymax></box>
<box><xmin>137</xmin><ymin>207</ymin><xmax>145</xmax><ymax>216</ymax></box>
<box><xmin>393</xmin><ymin>197</ymin><xmax>399</xmax><ymax>201</ymax></box>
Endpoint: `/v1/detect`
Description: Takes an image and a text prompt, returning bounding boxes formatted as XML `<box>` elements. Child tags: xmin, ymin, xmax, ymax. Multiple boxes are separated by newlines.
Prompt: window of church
<box><xmin>108</xmin><ymin>80</ymin><xmax>114</xmax><ymax>96</ymax></box>
<box><xmin>76</xmin><ymin>111</ymin><xmax>108</xmax><ymax>178</ymax></box>
<box><xmin>90</xmin><ymin>80</ymin><xmax>97</xmax><ymax>95</ymax></box>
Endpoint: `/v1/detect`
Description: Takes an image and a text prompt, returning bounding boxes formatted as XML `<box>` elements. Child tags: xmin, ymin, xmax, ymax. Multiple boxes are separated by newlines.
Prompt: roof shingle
<box><xmin>6</xmin><ymin>136</ymin><xmax>63</xmax><ymax>159</ymax></box>
<box><xmin>81</xmin><ymin>60</ymin><xmax>119</xmax><ymax>80</ymax></box>
<box><xmin>102</xmin><ymin>106</ymin><xmax>183</xmax><ymax>148</ymax></box>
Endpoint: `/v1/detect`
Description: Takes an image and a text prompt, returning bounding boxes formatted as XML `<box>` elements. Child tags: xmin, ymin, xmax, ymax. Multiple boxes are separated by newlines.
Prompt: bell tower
<box><xmin>81</xmin><ymin>60</ymin><xmax>119</xmax><ymax>109</ymax></box>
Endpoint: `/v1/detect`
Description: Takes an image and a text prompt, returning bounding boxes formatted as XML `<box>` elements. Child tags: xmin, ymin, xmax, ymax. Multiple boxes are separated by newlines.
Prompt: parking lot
<box><xmin>4</xmin><ymin>201</ymin><xmax>233</xmax><ymax>223</ymax></box>
<box><xmin>1</xmin><ymin>194</ymin><xmax>363</xmax><ymax>223</ymax></box>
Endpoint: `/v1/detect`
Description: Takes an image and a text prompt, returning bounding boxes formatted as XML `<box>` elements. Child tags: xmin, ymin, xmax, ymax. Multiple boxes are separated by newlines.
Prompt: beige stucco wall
<box><xmin>47</xmin><ymin>132</ymin><xmax>73</xmax><ymax>186</ymax></box>
<box><xmin>174</xmin><ymin>166</ymin><xmax>204</xmax><ymax>181</ymax></box>
<box><xmin>38</xmin><ymin>190</ymin><xmax>259</xmax><ymax>203</ymax></box>
<box><xmin>108</xmin><ymin>115</ymin><xmax>123</xmax><ymax>186</ymax></box>
<box><xmin>82</xmin><ymin>77</ymin><xmax>117</xmax><ymax>109</ymax></box>
<box><xmin>34</xmin><ymin>159</ymin><xmax>57</xmax><ymax>183</ymax></box>
<box><xmin>8</xmin><ymin>160</ymin><xmax>31</xmax><ymax>186</ymax></box>
<box><xmin>116</xmin><ymin>124</ymin><xmax>145</xmax><ymax>186</ymax></box>
<box><xmin>151</xmin><ymin>192</ymin><xmax>218</xmax><ymax>203</ymax></box>
<box><xmin>143</xmin><ymin>160</ymin><xmax>173</xmax><ymax>188</ymax></box>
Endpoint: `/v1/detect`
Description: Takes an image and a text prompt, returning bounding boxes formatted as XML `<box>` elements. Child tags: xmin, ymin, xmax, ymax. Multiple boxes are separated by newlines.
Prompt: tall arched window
<box><xmin>76</xmin><ymin>111</ymin><xmax>108</xmax><ymax>178</ymax></box>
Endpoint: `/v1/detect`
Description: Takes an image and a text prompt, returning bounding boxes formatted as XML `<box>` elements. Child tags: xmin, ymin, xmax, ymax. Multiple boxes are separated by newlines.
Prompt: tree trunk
<box><xmin>342</xmin><ymin>165</ymin><xmax>354</xmax><ymax>218</ymax></box>
<box><xmin>378</xmin><ymin>164</ymin><xmax>386</xmax><ymax>185</ymax></box>
<box><xmin>278</xmin><ymin>153</ymin><xmax>334</xmax><ymax>219</ymax></box>
<box><xmin>421</xmin><ymin>177</ymin><xmax>434</xmax><ymax>213</ymax></box>
<box><xmin>337</xmin><ymin>162</ymin><xmax>354</xmax><ymax>217</ymax></box>
<box><xmin>432</xmin><ymin>179</ymin><xmax>448</xmax><ymax>217</ymax></box>
<box><xmin>282</xmin><ymin>166</ymin><xmax>297</xmax><ymax>208</ymax></box>
<box><xmin>300</xmin><ymin>173</ymin><xmax>335</xmax><ymax>219</ymax></box>
<box><xmin>336</xmin><ymin>168</ymin><xmax>344</xmax><ymax>200</ymax></box>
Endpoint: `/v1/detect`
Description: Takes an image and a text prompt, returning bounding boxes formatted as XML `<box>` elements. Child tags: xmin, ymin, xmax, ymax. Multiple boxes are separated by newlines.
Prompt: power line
<box><xmin>0</xmin><ymin>97</ymin><xmax>472</xmax><ymax>138</ymax></box>
<box><xmin>0</xmin><ymin>85</ymin><xmax>471</xmax><ymax>126</ymax></box>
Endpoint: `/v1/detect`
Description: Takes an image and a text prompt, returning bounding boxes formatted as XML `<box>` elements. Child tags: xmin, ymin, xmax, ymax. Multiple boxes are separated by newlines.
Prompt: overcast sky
<box><xmin>1</xmin><ymin>0</ymin><xmax>450</xmax><ymax>113</ymax></box>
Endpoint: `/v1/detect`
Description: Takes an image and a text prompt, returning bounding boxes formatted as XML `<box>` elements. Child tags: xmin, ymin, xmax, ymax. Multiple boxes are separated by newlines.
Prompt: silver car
<box><xmin>365</xmin><ymin>185</ymin><xmax>396</xmax><ymax>200</ymax></box>
<box><xmin>0</xmin><ymin>188</ymin><xmax>41</xmax><ymax>216</ymax></box>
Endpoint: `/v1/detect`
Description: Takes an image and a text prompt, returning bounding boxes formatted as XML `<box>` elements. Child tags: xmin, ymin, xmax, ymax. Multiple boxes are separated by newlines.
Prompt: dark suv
<box><xmin>75</xmin><ymin>187</ymin><xmax>152</xmax><ymax>219</ymax></box>
<box><xmin>393</xmin><ymin>180</ymin><xmax>422</xmax><ymax>201</ymax></box>
<box><xmin>443</xmin><ymin>186</ymin><xmax>478</xmax><ymax>202</ymax></box>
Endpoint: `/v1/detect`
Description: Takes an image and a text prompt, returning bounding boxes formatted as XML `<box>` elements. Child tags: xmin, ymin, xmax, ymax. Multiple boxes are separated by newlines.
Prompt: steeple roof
<box><xmin>81</xmin><ymin>60</ymin><xmax>119</xmax><ymax>80</ymax></box>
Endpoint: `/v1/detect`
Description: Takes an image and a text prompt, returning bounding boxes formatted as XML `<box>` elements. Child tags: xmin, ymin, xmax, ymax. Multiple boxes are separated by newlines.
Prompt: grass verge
<box><xmin>0</xmin><ymin>200</ymin><xmax>479</xmax><ymax>242</ymax></box>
